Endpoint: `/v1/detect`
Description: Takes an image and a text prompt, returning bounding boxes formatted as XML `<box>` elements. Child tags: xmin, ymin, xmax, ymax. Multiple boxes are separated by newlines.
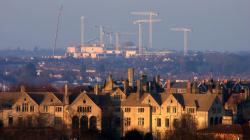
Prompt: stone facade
<box><xmin>0</xmin><ymin>84</ymin><xmax>224</xmax><ymax>138</ymax></box>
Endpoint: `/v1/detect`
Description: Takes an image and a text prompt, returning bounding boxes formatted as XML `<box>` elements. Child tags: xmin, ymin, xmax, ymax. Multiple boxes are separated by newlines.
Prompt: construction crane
<box><xmin>80</xmin><ymin>16</ymin><xmax>85</xmax><ymax>47</ymax></box>
<box><xmin>53</xmin><ymin>4</ymin><xmax>63</xmax><ymax>57</ymax></box>
<box><xmin>170</xmin><ymin>28</ymin><xmax>192</xmax><ymax>56</ymax></box>
<box><xmin>133</xmin><ymin>19</ymin><xmax>161</xmax><ymax>55</ymax></box>
<box><xmin>94</xmin><ymin>25</ymin><xmax>108</xmax><ymax>47</ymax></box>
<box><xmin>131</xmin><ymin>11</ymin><xmax>159</xmax><ymax>49</ymax></box>
<box><xmin>114</xmin><ymin>32</ymin><xmax>136</xmax><ymax>51</ymax></box>
<box><xmin>103</xmin><ymin>30</ymin><xmax>113</xmax><ymax>46</ymax></box>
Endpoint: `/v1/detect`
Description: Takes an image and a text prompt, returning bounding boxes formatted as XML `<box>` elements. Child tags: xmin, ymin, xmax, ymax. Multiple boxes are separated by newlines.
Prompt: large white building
<box><xmin>66</xmin><ymin>44</ymin><xmax>137</xmax><ymax>59</ymax></box>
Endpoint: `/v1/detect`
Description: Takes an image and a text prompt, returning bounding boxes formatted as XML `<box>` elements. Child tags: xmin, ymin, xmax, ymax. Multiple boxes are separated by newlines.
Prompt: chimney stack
<box><xmin>94</xmin><ymin>84</ymin><xmax>100</xmax><ymax>95</ymax></box>
<box><xmin>128</xmin><ymin>68</ymin><xmax>134</xmax><ymax>87</ymax></box>
<box><xmin>155</xmin><ymin>75</ymin><xmax>160</xmax><ymax>85</ymax></box>
<box><xmin>137</xmin><ymin>80</ymin><xmax>143</xmax><ymax>95</ymax></box>
<box><xmin>64</xmin><ymin>84</ymin><xmax>69</xmax><ymax>105</ymax></box>
<box><xmin>20</xmin><ymin>85</ymin><xmax>26</xmax><ymax>92</ymax></box>
<box><xmin>166</xmin><ymin>80</ymin><xmax>171</xmax><ymax>94</ymax></box>
<box><xmin>123</xmin><ymin>80</ymin><xmax>128</xmax><ymax>94</ymax></box>
<box><xmin>223</xmin><ymin>79</ymin><xmax>228</xmax><ymax>84</ymax></box>
<box><xmin>187</xmin><ymin>81</ymin><xmax>191</xmax><ymax>94</ymax></box>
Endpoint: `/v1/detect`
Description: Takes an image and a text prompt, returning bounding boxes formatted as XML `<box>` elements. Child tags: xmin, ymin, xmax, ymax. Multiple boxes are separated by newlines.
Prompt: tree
<box><xmin>0</xmin><ymin>120</ymin><xmax>3</xmax><ymax>129</ymax></box>
<box><xmin>144</xmin><ymin>132</ymin><xmax>153</xmax><ymax>140</ymax></box>
<box><xmin>124</xmin><ymin>129</ymin><xmax>143</xmax><ymax>140</ymax></box>
<box><xmin>167</xmin><ymin>113</ymin><xmax>197</xmax><ymax>140</ymax></box>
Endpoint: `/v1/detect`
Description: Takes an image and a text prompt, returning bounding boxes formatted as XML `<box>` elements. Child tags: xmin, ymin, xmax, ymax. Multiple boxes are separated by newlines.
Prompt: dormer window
<box><xmin>24</xmin><ymin>98</ymin><xmax>26</xmax><ymax>101</ymax></box>
<box><xmin>50</xmin><ymin>99</ymin><xmax>53</xmax><ymax>102</ymax></box>
<box><xmin>83</xmin><ymin>100</ymin><xmax>86</xmax><ymax>104</ymax></box>
<box><xmin>170</xmin><ymin>100</ymin><xmax>173</xmax><ymax>103</ymax></box>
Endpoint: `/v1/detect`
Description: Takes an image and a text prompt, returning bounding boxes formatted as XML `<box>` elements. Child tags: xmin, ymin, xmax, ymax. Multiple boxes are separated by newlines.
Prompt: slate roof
<box><xmin>0</xmin><ymin>92</ymin><xmax>21</xmax><ymax>109</ymax></box>
<box><xmin>121</xmin><ymin>93</ymin><xmax>149</xmax><ymax>107</ymax></box>
<box><xmin>28</xmin><ymin>92</ymin><xmax>46</xmax><ymax>104</ymax></box>
<box><xmin>28</xmin><ymin>92</ymin><xmax>64</xmax><ymax>105</ymax></box>
<box><xmin>180</xmin><ymin>93</ymin><xmax>218</xmax><ymax>111</ymax></box>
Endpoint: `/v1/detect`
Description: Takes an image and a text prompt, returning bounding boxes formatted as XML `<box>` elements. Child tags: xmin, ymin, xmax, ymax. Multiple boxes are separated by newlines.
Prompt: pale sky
<box><xmin>0</xmin><ymin>0</ymin><xmax>250</xmax><ymax>52</ymax></box>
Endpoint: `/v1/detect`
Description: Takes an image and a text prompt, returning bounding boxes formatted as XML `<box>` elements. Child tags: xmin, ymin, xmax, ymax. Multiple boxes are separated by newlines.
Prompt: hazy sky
<box><xmin>0</xmin><ymin>0</ymin><xmax>250</xmax><ymax>52</ymax></box>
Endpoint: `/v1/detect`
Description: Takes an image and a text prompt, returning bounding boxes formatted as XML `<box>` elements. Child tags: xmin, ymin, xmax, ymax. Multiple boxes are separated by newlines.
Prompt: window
<box><xmin>167</xmin><ymin>106</ymin><xmax>170</xmax><ymax>113</ymax></box>
<box><xmin>138</xmin><ymin>117</ymin><xmax>144</xmax><ymax>126</ymax></box>
<box><xmin>55</xmin><ymin>107</ymin><xmax>62</xmax><ymax>112</ymax></box>
<box><xmin>44</xmin><ymin>105</ymin><xmax>48</xmax><ymax>112</ymax></box>
<box><xmin>114</xmin><ymin>95</ymin><xmax>122</xmax><ymax>100</ymax></box>
<box><xmin>8</xmin><ymin>116</ymin><xmax>13</xmax><ymax>127</ymax></box>
<box><xmin>165</xmin><ymin>118</ymin><xmax>170</xmax><ymax>127</ymax></box>
<box><xmin>187</xmin><ymin>108</ymin><xmax>195</xmax><ymax>114</ymax></box>
<box><xmin>138</xmin><ymin>108</ymin><xmax>144</xmax><ymax>113</ymax></box>
<box><xmin>18</xmin><ymin>116</ymin><xmax>23</xmax><ymax>126</ymax></box>
<box><xmin>30</xmin><ymin>105</ymin><xmax>34</xmax><ymax>112</ymax></box>
<box><xmin>124</xmin><ymin>117</ymin><xmax>131</xmax><ymax>126</ymax></box>
<box><xmin>77</xmin><ymin>106</ymin><xmax>92</xmax><ymax>113</ymax></box>
<box><xmin>172</xmin><ymin>107</ymin><xmax>177</xmax><ymax>113</ymax></box>
<box><xmin>157</xmin><ymin>118</ymin><xmax>161</xmax><ymax>127</ymax></box>
<box><xmin>87</xmin><ymin>106</ymin><xmax>91</xmax><ymax>112</ymax></box>
<box><xmin>77</xmin><ymin>106</ymin><xmax>82</xmax><ymax>112</ymax></box>
<box><xmin>125</xmin><ymin>108</ymin><xmax>131</xmax><ymax>112</ymax></box>
<box><xmin>54</xmin><ymin>117</ymin><xmax>63</xmax><ymax>125</ymax></box>
<box><xmin>152</xmin><ymin>106</ymin><xmax>156</xmax><ymax>113</ymax></box>
<box><xmin>16</xmin><ymin>105</ymin><xmax>21</xmax><ymax>112</ymax></box>
<box><xmin>173</xmin><ymin>119</ymin><xmax>178</xmax><ymax>125</ymax></box>
<box><xmin>22</xmin><ymin>103</ymin><xmax>28</xmax><ymax>112</ymax></box>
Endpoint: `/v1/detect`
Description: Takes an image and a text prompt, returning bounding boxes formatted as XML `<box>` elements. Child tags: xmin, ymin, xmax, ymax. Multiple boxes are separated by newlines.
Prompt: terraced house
<box><xmin>0</xmin><ymin>75</ymin><xmax>226</xmax><ymax>138</ymax></box>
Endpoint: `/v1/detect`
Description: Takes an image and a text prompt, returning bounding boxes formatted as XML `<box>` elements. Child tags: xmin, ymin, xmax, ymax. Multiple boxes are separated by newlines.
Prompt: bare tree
<box><xmin>167</xmin><ymin>114</ymin><xmax>197</xmax><ymax>140</ymax></box>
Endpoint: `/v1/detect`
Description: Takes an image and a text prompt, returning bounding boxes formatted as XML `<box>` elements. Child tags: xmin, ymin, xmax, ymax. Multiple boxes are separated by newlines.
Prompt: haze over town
<box><xmin>1</xmin><ymin>1</ymin><xmax>250</xmax><ymax>140</ymax></box>
<box><xmin>0</xmin><ymin>0</ymin><xmax>250</xmax><ymax>52</ymax></box>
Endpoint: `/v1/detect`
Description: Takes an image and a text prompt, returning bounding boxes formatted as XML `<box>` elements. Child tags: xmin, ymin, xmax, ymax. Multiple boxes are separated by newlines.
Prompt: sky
<box><xmin>0</xmin><ymin>0</ymin><xmax>250</xmax><ymax>52</ymax></box>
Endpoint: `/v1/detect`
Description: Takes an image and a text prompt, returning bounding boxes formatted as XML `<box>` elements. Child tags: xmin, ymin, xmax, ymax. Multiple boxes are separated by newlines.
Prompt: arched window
<box><xmin>89</xmin><ymin>116</ymin><xmax>97</xmax><ymax>130</ymax></box>
<box><xmin>80</xmin><ymin>116</ymin><xmax>88</xmax><ymax>130</ymax></box>
<box><xmin>210</xmin><ymin>117</ymin><xmax>214</xmax><ymax>126</ymax></box>
<box><xmin>219</xmin><ymin>117</ymin><xmax>222</xmax><ymax>124</ymax></box>
<box><xmin>8</xmin><ymin>116</ymin><xmax>13</xmax><ymax>127</ymax></box>
<box><xmin>72</xmin><ymin>116</ymin><xmax>79</xmax><ymax>129</ymax></box>
<box><xmin>214</xmin><ymin>117</ymin><xmax>218</xmax><ymax>125</ymax></box>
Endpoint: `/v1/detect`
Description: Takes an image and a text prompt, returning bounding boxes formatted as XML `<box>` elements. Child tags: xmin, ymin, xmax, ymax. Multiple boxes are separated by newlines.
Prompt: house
<box><xmin>120</xmin><ymin>87</ymin><xmax>224</xmax><ymax>138</ymax></box>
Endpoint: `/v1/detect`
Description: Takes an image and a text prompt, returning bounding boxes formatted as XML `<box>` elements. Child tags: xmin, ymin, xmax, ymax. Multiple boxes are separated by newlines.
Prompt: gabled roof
<box><xmin>28</xmin><ymin>92</ymin><xmax>64</xmax><ymax>105</ymax></box>
<box><xmin>0</xmin><ymin>92</ymin><xmax>21</xmax><ymax>109</ymax></box>
<box><xmin>181</xmin><ymin>93</ymin><xmax>218</xmax><ymax>111</ymax></box>
<box><xmin>140</xmin><ymin>93</ymin><xmax>160</xmax><ymax>106</ymax></box>
<box><xmin>28</xmin><ymin>92</ymin><xmax>46</xmax><ymax>104</ymax></box>
<box><xmin>53</xmin><ymin>93</ymin><xmax>64</xmax><ymax>102</ymax></box>
<box><xmin>70</xmin><ymin>92</ymin><xmax>103</xmax><ymax>110</ymax></box>
<box><xmin>121</xmin><ymin>93</ymin><xmax>149</xmax><ymax>107</ymax></box>
<box><xmin>111</xmin><ymin>87</ymin><xmax>125</xmax><ymax>95</ymax></box>
<box><xmin>172</xmin><ymin>94</ymin><xmax>185</xmax><ymax>107</ymax></box>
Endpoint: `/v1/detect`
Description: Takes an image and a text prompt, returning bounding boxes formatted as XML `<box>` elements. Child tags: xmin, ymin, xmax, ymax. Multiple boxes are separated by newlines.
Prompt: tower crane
<box><xmin>133</xmin><ymin>19</ymin><xmax>161</xmax><ymax>55</ymax></box>
<box><xmin>53</xmin><ymin>4</ymin><xmax>63</xmax><ymax>57</ymax></box>
<box><xmin>170</xmin><ymin>28</ymin><xmax>192</xmax><ymax>56</ymax></box>
<box><xmin>131</xmin><ymin>11</ymin><xmax>159</xmax><ymax>49</ymax></box>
